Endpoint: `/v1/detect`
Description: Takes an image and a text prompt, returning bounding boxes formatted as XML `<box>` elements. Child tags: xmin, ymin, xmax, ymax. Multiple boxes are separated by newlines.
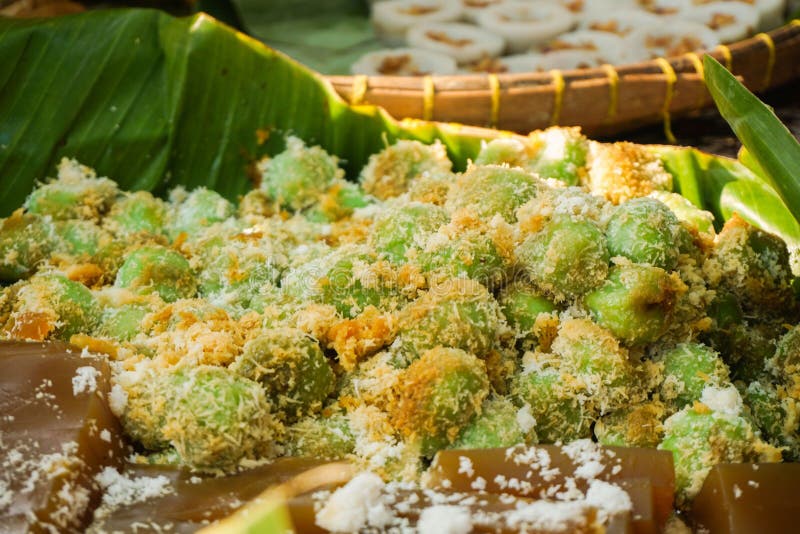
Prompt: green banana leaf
<box><xmin>0</xmin><ymin>8</ymin><xmax>505</xmax><ymax>217</ymax></box>
<box><xmin>0</xmin><ymin>8</ymin><xmax>798</xmax><ymax>254</ymax></box>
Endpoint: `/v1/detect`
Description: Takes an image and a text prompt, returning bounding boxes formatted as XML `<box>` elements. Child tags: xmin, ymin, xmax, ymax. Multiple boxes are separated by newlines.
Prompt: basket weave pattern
<box><xmin>328</xmin><ymin>21</ymin><xmax>800</xmax><ymax>136</ymax></box>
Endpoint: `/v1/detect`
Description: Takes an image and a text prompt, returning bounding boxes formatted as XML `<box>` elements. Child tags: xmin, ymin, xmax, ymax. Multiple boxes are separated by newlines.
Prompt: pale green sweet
<box><xmin>451</xmin><ymin>396</ymin><xmax>529</xmax><ymax>450</ymax></box>
<box><xmin>659</xmin><ymin>400</ymin><xmax>763</xmax><ymax>504</ymax></box>
<box><xmin>10</xmin><ymin>273</ymin><xmax>100</xmax><ymax>340</ymax></box>
<box><xmin>54</xmin><ymin>220</ymin><xmax>110</xmax><ymax>258</ymax></box>
<box><xmin>229</xmin><ymin>328</ymin><xmax>335</xmax><ymax>422</ymax></box>
<box><xmin>114</xmin><ymin>245</ymin><xmax>197</xmax><ymax>303</ymax></box>
<box><xmin>281</xmin><ymin>244</ymin><xmax>407</xmax><ymax>318</ymax></box>
<box><xmin>768</xmin><ymin>324</ymin><xmax>800</xmax><ymax>379</ymax></box>
<box><xmin>393</xmin><ymin>278</ymin><xmax>508</xmax><ymax>364</ymax></box>
<box><xmin>605</xmin><ymin>197</ymin><xmax>683</xmax><ymax>271</ymax></box>
<box><xmin>658</xmin><ymin>343</ymin><xmax>730</xmax><ymax>409</ymax></box>
<box><xmin>498</xmin><ymin>282</ymin><xmax>557</xmax><ymax>344</ymax></box>
<box><xmin>369</xmin><ymin>201</ymin><xmax>449</xmax><ymax>264</ymax></box>
<box><xmin>0</xmin><ymin>212</ymin><xmax>57</xmax><ymax>281</ymax></box>
<box><xmin>584</xmin><ymin>263</ymin><xmax>682</xmax><ymax>345</ymax></box>
<box><xmin>99</xmin><ymin>302</ymin><xmax>152</xmax><ymax>342</ymax></box>
<box><xmin>259</xmin><ymin>136</ymin><xmax>342</xmax><ymax>211</ymax></box>
<box><xmin>168</xmin><ymin>187</ymin><xmax>235</xmax><ymax>238</ymax></box>
<box><xmin>511</xmin><ymin>365</ymin><xmax>594</xmax><ymax>444</ymax></box>
<box><xmin>594</xmin><ymin>401</ymin><xmax>666</xmax><ymax>448</ymax></box>
<box><xmin>304</xmin><ymin>179</ymin><xmax>372</xmax><ymax>222</ymax></box>
<box><xmin>704</xmin><ymin>215</ymin><xmax>796</xmax><ymax>316</ymax></box>
<box><xmin>474</xmin><ymin>138</ymin><xmax>536</xmax><ymax>168</ymax></box>
<box><xmin>105</xmin><ymin>191</ymin><xmax>168</xmax><ymax>237</ymax></box>
<box><xmin>284</xmin><ymin>413</ymin><xmax>355</xmax><ymax>460</ymax></box>
<box><xmin>392</xmin><ymin>347</ymin><xmax>490</xmax><ymax>456</ymax></box>
<box><xmin>744</xmin><ymin>380</ymin><xmax>800</xmax><ymax>460</ymax></box>
<box><xmin>649</xmin><ymin>191</ymin><xmax>715</xmax><ymax>237</ymax></box>
<box><xmin>122</xmin><ymin>365</ymin><xmax>277</xmax><ymax>469</ymax></box>
<box><xmin>552</xmin><ymin>318</ymin><xmax>639</xmax><ymax>413</ymax></box>
<box><xmin>359</xmin><ymin>139</ymin><xmax>452</xmax><ymax>200</ymax></box>
<box><xmin>515</xmin><ymin>216</ymin><xmax>609</xmax><ymax>301</ymax></box>
<box><xmin>444</xmin><ymin>165</ymin><xmax>539</xmax><ymax>222</ymax></box>
<box><xmin>416</xmin><ymin>227</ymin><xmax>510</xmax><ymax>288</ymax></box>
<box><xmin>24</xmin><ymin>160</ymin><xmax>118</xmax><ymax>221</ymax></box>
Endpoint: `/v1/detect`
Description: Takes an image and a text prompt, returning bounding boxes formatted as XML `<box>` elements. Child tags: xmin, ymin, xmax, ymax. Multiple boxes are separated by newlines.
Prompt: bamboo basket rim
<box><xmin>326</xmin><ymin>20</ymin><xmax>800</xmax><ymax>136</ymax></box>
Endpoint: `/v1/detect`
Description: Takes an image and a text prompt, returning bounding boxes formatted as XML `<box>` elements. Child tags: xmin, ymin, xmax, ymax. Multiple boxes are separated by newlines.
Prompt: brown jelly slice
<box><xmin>690</xmin><ymin>463</ymin><xmax>800</xmax><ymax>534</ymax></box>
<box><xmin>0</xmin><ymin>340</ymin><xmax>128</xmax><ymax>531</ymax></box>
<box><xmin>288</xmin><ymin>488</ymin><xmax>631</xmax><ymax>534</ymax></box>
<box><xmin>426</xmin><ymin>445</ymin><xmax>674</xmax><ymax>533</ymax></box>
<box><xmin>91</xmin><ymin>458</ymin><xmax>328</xmax><ymax>533</ymax></box>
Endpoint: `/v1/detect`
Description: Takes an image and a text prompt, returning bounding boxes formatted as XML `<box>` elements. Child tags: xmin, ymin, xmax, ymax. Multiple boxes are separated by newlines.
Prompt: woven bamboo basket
<box><xmin>328</xmin><ymin>19</ymin><xmax>800</xmax><ymax>137</ymax></box>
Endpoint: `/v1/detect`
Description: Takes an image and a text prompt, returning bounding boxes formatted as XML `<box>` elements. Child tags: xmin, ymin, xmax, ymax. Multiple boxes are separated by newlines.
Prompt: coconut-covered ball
<box><xmin>5</xmin><ymin>273</ymin><xmax>100</xmax><ymax>341</ymax></box>
<box><xmin>516</xmin><ymin>215</ymin><xmax>609</xmax><ymax>302</ymax></box>
<box><xmin>657</xmin><ymin>342</ymin><xmax>730</xmax><ymax>410</ymax></box>
<box><xmin>359</xmin><ymin>139</ymin><xmax>452</xmax><ymax>200</ymax></box>
<box><xmin>450</xmin><ymin>396</ymin><xmax>531</xmax><ymax>450</ymax></box>
<box><xmin>368</xmin><ymin>200</ymin><xmax>449</xmax><ymax>264</ymax></box>
<box><xmin>594</xmin><ymin>401</ymin><xmax>666</xmax><ymax>448</ymax></box>
<box><xmin>444</xmin><ymin>165</ymin><xmax>539</xmax><ymax>223</ymax></box>
<box><xmin>584</xmin><ymin>262</ymin><xmax>685</xmax><ymax>345</ymax></box>
<box><xmin>393</xmin><ymin>278</ymin><xmax>508</xmax><ymax>364</ymax></box>
<box><xmin>119</xmin><ymin>364</ymin><xmax>278</xmax><ymax>469</ymax></box>
<box><xmin>586</xmin><ymin>141</ymin><xmax>672</xmax><ymax>204</ymax></box>
<box><xmin>605</xmin><ymin>197</ymin><xmax>684</xmax><ymax>271</ymax></box>
<box><xmin>284</xmin><ymin>413</ymin><xmax>355</xmax><ymax>460</ymax></box>
<box><xmin>114</xmin><ymin>245</ymin><xmax>197</xmax><ymax>303</ymax></box>
<box><xmin>104</xmin><ymin>191</ymin><xmax>169</xmax><ymax>238</ymax></box>
<box><xmin>258</xmin><ymin>136</ymin><xmax>343</xmax><ymax>211</ymax></box>
<box><xmin>0</xmin><ymin>211</ymin><xmax>57</xmax><ymax>281</ymax></box>
<box><xmin>229</xmin><ymin>328</ymin><xmax>335</xmax><ymax>421</ymax></box>
<box><xmin>498</xmin><ymin>281</ymin><xmax>558</xmax><ymax>348</ymax></box>
<box><xmin>167</xmin><ymin>187</ymin><xmax>236</xmax><ymax>239</ymax></box>
<box><xmin>391</xmin><ymin>347</ymin><xmax>490</xmax><ymax>456</ymax></box>
<box><xmin>24</xmin><ymin>158</ymin><xmax>118</xmax><ymax>221</ymax></box>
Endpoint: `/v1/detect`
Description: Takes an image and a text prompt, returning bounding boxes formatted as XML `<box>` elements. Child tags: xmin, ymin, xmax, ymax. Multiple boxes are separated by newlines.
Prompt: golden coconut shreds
<box><xmin>325</xmin><ymin>306</ymin><xmax>397</xmax><ymax>372</ymax></box>
<box><xmin>586</xmin><ymin>141</ymin><xmax>672</xmax><ymax>205</ymax></box>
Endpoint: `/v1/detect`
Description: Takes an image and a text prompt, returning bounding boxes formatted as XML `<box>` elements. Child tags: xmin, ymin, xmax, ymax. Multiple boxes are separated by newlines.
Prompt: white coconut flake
<box><xmin>458</xmin><ymin>456</ymin><xmax>475</xmax><ymax>478</ymax></box>
<box><xmin>72</xmin><ymin>366</ymin><xmax>99</xmax><ymax>396</ymax></box>
<box><xmin>108</xmin><ymin>384</ymin><xmax>128</xmax><ymax>417</ymax></box>
<box><xmin>418</xmin><ymin>505</ymin><xmax>472</xmax><ymax>534</ymax></box>
<box><xmin>315</xmin><ymin>472</ymin><xmax>389</xmax><ymax>532</ymax></box>
<box><xmin>516</xmin><ymin>404</ymin><xmax>536</xmax><ymax>434</ymax></box>
<box><xmin>700</xmin><ymin>384</ymin><xmax>743</xmax><ymax>416</ymax></box>
<box><xmin>585</xmin><ymin>479</ymin><xmax>632</xmax><ymax>520</ymax></box>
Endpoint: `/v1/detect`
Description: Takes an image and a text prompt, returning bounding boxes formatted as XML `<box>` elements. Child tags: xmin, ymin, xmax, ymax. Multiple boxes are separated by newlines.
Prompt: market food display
<box><xmin>356</xmin><ymin>0</ymin><xmax>784</xmax><ymax>74</ymax></box>
<box><xmin>2</xmin><ymin>126</ymin><xmax>799</xmax><ymax>531</ymax></box>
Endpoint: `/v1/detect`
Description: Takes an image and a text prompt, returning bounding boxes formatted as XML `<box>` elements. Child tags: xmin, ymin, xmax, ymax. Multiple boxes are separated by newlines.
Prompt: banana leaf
<box><xmin>0</xmin><ymin>8</ymin><xmax>798</xmax><ymax>254</ymax></box>
<box><xmin>0</xmin><ymin>8</ymin><xmax>507</xmax><ymax>217</ymax></box>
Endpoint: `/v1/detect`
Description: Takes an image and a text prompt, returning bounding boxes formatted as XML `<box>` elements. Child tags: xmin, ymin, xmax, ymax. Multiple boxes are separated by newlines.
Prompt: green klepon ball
<box><xmin>229</xmin><ymin>328</ymin><xmax>335</xmax><ymax>422</ymax></box>
<box><xmin>393</xmin><ymin>278</ymin><xmax>508</xmax><ymax>364</ymax></box>
<box><xmin>515</xmin><ymin>216</ymin><xmax>609</xmax><ymax>301</ymax></box>
<box><xmin>552</xmin><ymin>318</ymin><xmax>638</xmax><ymax>413</ymax></box>
<box><xmin>168</xmin><ymin>187</ymin><xmax>236</xmax><ymax>239</ymax></box>
<box><xmin>450</xmin><ymin>396</ymin><xmax>530</xmax><ymax>450</ymax></box>
<box><xmin>605</xmin><ymin>197</ymin><xmax>683</xmax><ymax>271</ymax></box>
<box><xmin>54</xmin><ymin>220</ymin><xmax>110</xmax><ymax>259</ymax></box>
<box><xmin>648</xmin><ymin>191</ymin><xmax>715</xmax><ymax>237</ymax></box>
<box><xmin>594</xmin><ymin>401</ymin><xmax>666</xmax><ymax>448</ymax></box>
<box><xmin>259</xmin><ymin>136</ymin><xmax>342</xmax><ymax>211</ymax></box>
<box><xmin>0</xmin><ymin>211</ymin><xmax>57</xmax><ymax>281</ymax></box>
<box><xmin>444</xmin><ymin>165</ymin><xmax>539</xmax><ymax>222</ymax></box>
<box><xmin>498</xmin><ymin>282</ymin><xmax>557</xmax><ymax>345</ymax></box>
<box><xmin>359</xmin><ymin>139</ymin><xmax>452</xmax><ymax>200</ymax></box>
<box><xmin>391</xmin><ymin>347</ymin><xmax>490</xmax><ymax>457</ymax></box>
<box><xmin>416</xmin><ymin>226</ymin><xmax>511</xmax><ymax>288</ymax></box>
<box><xmin>658</xmin><ymin>386</ymin><xmax>775</xmax><ymax>504</ymax></box>
<box><xmin>7</xmin><ymin>273</ymin><xmax>100</xmax><ymax>341</ymax></box>
<box><xmin>104</xmin><ymin>191</ymin><xmax>168</xmax><ymax>237</ymax></box>
<box><xmin>281</xmin><ymin>244</ymin><xmax>407</xmax><ymax>318</ymax></box>
<box><xmin>121</xmin><ymin>365</ymin><xmax>278</xmax><ymax>469</ymax></box>
<box><xmin>114</xmin><ymin>245</ymin><xmax>197</xmax><ymax>303</ymax></box>
<box><xmin>657</xmin><ymin>343</ymin><xmax>730</xmax><ymax>410</ymax></box>
<box><xmin>284</xmin><ymin>413</ymin><xmax>355</xmax><ymax>460</ymax></box>
<box><xmin>369</xmin><ymin>201</ymin><xmax>449</xmax><ymax>264</ymax></box>
<box><xmin>768</xmin><ymin>324</ymin><xmax>800</xmax><ymax>379</ymax></box>
<box><xmin>511</xmin><ymin>364</ymin><xmax>594</xmax><ymax>444</ymax></box>
<box><xmin>743</xmin><ymin>380</ymin><xmax>800</xmax><ymax>459</ymax></box>
<box><xmin>584</xmin><ymin>263</ymin><xmax>683</xmax><ymax>345</ymax></box>
<box><xmin>23</xmin><ymin>159</ymin><xmax>118</xmax><ymax>221</ymax></box>
<box><xmin>303</xmin><ymin>179</ymin><xmax>372</xmax><ymax>222</ymax></box>
<box><xmin>99</xmin><ymin>302</ymin><xmax>152</xmax><ymax>342</ymax></box>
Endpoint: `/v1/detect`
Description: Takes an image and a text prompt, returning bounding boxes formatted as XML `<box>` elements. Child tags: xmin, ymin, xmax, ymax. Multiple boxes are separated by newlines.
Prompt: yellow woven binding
<box><xmin>423</xmin><ymin>75</ymin><xmax>435</xmax><ymax>121</ymax></box>
<box><xmin>654</xmin><ymin>57</ymin><xmax>677</xmax><ymax>144</ymax></box>
<box><xmin>715</xmin><ymin>44</ymin><xmax>733</xmax><ymax>70</ymax></box>
<box><xmin>792</xmin><ymin>19</ymin><xmax>800</xmax><ymax>28</ymax></box>
<box><xmin>601</xmin><ymin>64</ymin><xmax>619</xmax><ymax>123</ymax></box>
<box><xmin>350</xmin><ymin>75</ymin><xmax>368</xmax><ymax>106</ymax></box>
<box><xmin>684</xmin><ymin>52</ymin><xmax>705</xmax><ymax>107</ymax></box>
<box><xmin>488</xmin><ymin>73</ymin><xmax>501</xmax><ymax>128</ymax></box>
<box><xmin>549</xmin><ymin>69</ymin><xmax>565</xmax><ymax>126</ymax></box>
<box><xmin>755</xmin><ymin>32</ymin><xmax>776</xmax><ymax>89</ymax></box>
